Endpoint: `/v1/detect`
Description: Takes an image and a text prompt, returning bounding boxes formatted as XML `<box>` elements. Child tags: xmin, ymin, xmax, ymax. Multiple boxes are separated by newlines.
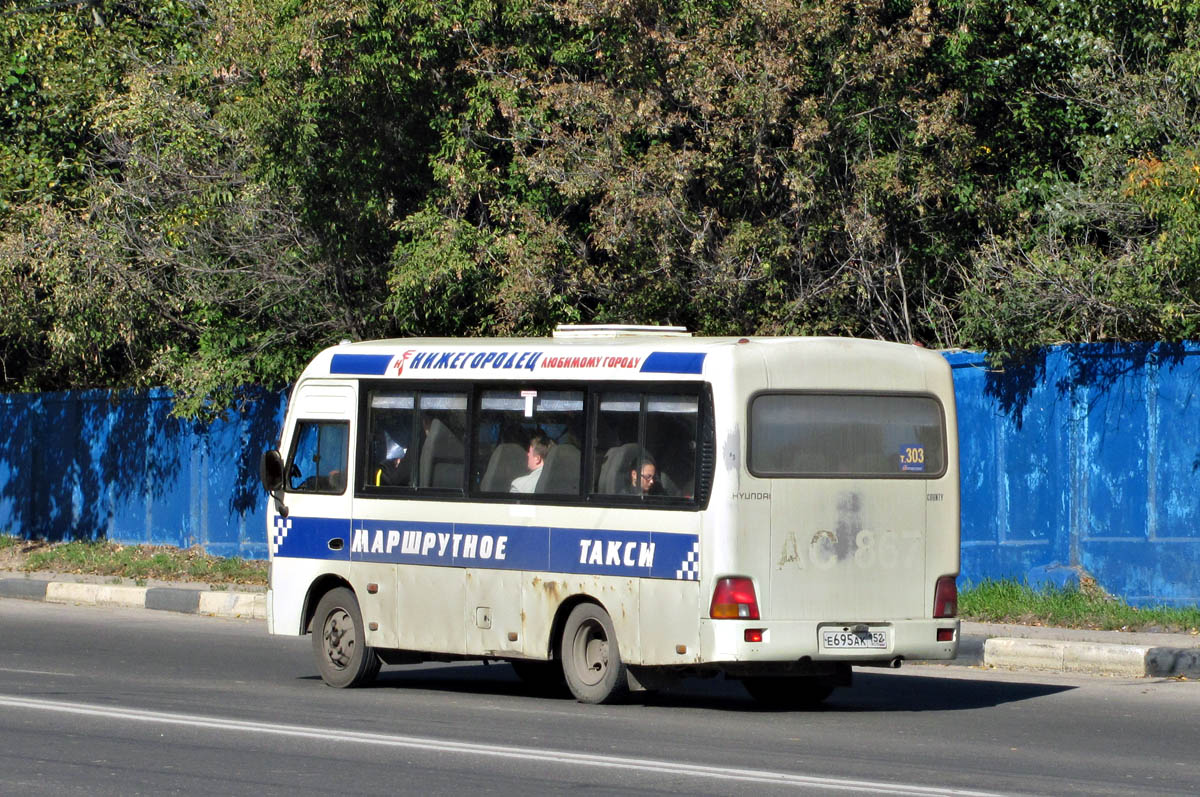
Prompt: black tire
<box><xmin>510</xmin><ymin>660</ymin><xmax>570</xmax><ymax>697</ymax></box>
<box><xmin>559</xmin><ymin>602</ymin><xmax>629</xmax><ymax>704</ymax></box>
<box><xmin>311</xmin><ymin>587</ymin><xmax>381</xmax><ymax>688</ymax></box>
<box><xmin>741</xmin><ymin>676</ymin><xmax>835</xmax><ymax>709</ymax></box>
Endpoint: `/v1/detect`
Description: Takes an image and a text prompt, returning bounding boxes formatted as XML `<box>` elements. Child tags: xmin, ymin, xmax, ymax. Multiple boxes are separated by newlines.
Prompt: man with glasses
<box><xmin>628</xmin><ymin>460</ymin><xmax>665</xmax><ymax>496</ymax></box>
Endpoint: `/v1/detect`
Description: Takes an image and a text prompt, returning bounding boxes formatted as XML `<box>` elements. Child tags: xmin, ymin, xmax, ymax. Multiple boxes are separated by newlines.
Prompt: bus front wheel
<box><xmin>560</xmin><ymin>603</ymin><xmax>629</xmax><ymax>704</ymax></box>
<box><xmin>311</xmin><ymin>587</ymin><xmax>381</xmax><ymax>688</ymax></box>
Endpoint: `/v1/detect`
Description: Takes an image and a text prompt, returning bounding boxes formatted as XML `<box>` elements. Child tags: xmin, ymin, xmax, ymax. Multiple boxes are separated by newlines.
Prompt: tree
<box><xmin>3</xmin><ymin>0</ymin><xmax>1199</xmax><ymax>410</ymax></box>
<box><xmin>955</xmin><ymin>0</ymin><xmax>1200</xmax><ymax>351</ymax></box>
<box><xmin>395</xmin><ymin>0</ymin><xmax>980</xmax><ymax>344</ymax></box>
<box><xmin>0</xmin><ymin>67</ymin><xmax>350</xmax><ymax>414</ymax></box>
<box><xmin>0</xmin><ymin>0</ymin><xmax>203</xmax><ymax>218</ymax></box>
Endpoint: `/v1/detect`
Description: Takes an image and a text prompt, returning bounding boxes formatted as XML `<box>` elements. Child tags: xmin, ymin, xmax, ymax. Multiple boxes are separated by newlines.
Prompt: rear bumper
<box><xmin>700</xmin><ymin>618</ymin><xmax>960</xmax><ymax>665</ymax></box>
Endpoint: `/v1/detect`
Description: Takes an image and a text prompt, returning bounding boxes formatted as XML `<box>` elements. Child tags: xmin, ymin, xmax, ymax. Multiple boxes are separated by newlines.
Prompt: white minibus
<box><xmin>259</xmin><ymin>326</ymin><xmax>960</xmax><ymax>705</ymax></box>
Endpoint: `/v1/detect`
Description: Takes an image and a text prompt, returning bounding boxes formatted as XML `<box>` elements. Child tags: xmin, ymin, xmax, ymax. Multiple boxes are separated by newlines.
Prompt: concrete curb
<box><xmin>982</xmin><ymin>637</ymin><xmax>1200</xmax><ymax>678</ymax></box>
<box><xmin>0</xmin><ymin>577</ymin><xmax>266</xmax><ymax>621</ymax></box>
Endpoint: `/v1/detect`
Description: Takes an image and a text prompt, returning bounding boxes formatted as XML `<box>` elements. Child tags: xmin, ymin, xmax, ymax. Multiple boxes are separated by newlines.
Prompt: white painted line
<box><xmin>0</xmin><ymin>694</ymin><xmax>1007</xmax><ymax>796</ymax></box>
<box><xmin>0</xmin><ymin>668</ymin><xmax>78</xmax><ymax>677</ymax></box>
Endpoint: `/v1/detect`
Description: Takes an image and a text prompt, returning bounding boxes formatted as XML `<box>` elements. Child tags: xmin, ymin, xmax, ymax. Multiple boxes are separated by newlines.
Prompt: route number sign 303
<box><xmin>899</xmin><ymin>445</ymin><xmax>925</xmax><ymax>472</ymax></box>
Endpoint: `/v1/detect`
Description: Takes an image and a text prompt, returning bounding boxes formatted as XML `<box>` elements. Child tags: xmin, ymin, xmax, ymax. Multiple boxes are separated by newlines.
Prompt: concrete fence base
<box><xmin>984</xmin><ymin>637</ymin><xmax>1200</xmax><ymax>678</ymax></box>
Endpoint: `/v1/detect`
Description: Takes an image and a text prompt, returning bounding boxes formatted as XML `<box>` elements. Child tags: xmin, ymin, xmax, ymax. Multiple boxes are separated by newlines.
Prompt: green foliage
<box><xmin>393</xmin><ymin>0</ymin><xmax>984</xmax><ymax>342</ymax></box>
<box><xmin>0</xmin><ymin>66</ymin><xmax>347</xmax><ymax>410</ymax></box>
<box><xmin>2</xmin><ymin>0</ymin><xmax>1200</xmax><ymax>409</ymax></box>
<box><xmin>954</xmin><ymin>0</ymin><xmax>1200</xmax><ymax>354</ymax></box>
<box><xmin>0</xmin><ymin>201</ymin><xmax>163</xmax><ymax>390</ymax></box>
<box><xmin>0</xmin><ymin>0</ymin><xmax>203</xmax><ymax>215</ymax></box>
<box><xmin>204</xmin><ymin>0</ymin><xmax>486</xmax><ymax>270</ymax></box>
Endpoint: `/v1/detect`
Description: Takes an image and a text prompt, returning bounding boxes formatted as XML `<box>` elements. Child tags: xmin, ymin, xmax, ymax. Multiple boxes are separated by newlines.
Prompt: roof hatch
<box><xmin>552</xmin><ymin>324</ymin><xmax>691</xmax><ymax>339</ymax></box>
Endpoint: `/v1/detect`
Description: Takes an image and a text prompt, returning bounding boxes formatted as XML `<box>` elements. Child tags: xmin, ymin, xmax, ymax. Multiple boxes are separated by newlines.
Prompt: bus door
<box><xmin>750</xmin><ymin>393</ymin><xmax>945</xmax><ymax>624</ymax></box>
<box><xmin>355</xmin><ymin>387</ymin><xmax>472</xmax><ymax>654</ymax></box>
<box><xmin>274</xmin><ymin>382</ymin><xmax>356</xmax><ymax>572</ymax></box>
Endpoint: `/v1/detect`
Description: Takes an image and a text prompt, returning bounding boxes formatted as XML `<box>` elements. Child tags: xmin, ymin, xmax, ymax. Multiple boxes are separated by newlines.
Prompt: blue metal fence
<box><xmin>1</xmin><ymin>343</ymin><xmax>1197</xmax><ymax>605</ymax></box>
<box><xmin>0</xmin><ymin>387</ymin><xmax>285</xmax><ymax>560</ymax></box>
<box><xmin>949</xmin><ymin>342</ymin><xmax>1200</xmax><ymax>606</ymax></box>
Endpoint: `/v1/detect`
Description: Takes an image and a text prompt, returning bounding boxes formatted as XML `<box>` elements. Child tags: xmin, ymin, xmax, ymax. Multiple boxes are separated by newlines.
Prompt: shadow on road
<box><xmin>304</xmin><ymin>661</ymin><xmax>1074</xmax><ymax>713</ymax></box>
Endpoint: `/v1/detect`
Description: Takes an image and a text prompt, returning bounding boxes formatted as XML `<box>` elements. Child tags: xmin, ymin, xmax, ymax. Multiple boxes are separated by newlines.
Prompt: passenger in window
<box><xmin>374</xmin><ymin>433</ymin><xmax>410</xmax><ymax>486</ymax></box>
<box><xmin>628</xmin><ymin>460</ymin><xmax>665</xmax><ymax>496</ymax></box>
<box><xmin>510</xmin><ymin>433</ymin><xmax>551</xmax><ymax>493</ymax></box>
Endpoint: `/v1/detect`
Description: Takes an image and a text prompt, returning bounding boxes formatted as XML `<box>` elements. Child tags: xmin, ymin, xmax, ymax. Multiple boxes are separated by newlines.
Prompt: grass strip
<box><xmin>961</xmin><ymin>578</ymin><xmax>1200</xmax><ymax>634</ymax></box>
<box><xmin>2</xmin><ymin>536</ymin><xmax>266</xmax><ymax>586</ymax></box>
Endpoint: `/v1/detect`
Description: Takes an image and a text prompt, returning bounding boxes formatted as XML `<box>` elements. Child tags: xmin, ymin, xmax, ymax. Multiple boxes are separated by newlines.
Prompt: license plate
<box><xmin>821</xmin><ymin>628</ymin><xmax>889</xmax><ymax>649</ymax></box>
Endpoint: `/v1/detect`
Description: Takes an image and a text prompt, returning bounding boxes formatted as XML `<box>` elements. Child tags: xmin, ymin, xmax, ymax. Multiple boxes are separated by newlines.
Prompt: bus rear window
<box><xmin>748</xmin><ymin>393</ymin><xmax>945</xmax><ymax>478</ymax></box>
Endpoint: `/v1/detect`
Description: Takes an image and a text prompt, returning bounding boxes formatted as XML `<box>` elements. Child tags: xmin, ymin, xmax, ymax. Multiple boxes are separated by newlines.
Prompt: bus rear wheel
<box><xmin>311</xmin><ymin>587</ymin><xmax>381</xmax><ymax>688</ymax></box>
<box><xmin>560</xmin><ymin>603</ymin><xmax>629</xmax><ymax>704</ymax></box>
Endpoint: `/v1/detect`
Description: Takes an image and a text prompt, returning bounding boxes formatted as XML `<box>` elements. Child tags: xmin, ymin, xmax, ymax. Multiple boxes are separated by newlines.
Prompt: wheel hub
<box><xmin>323</xmin><ymin>608</ymin><xmax>354</xmax><ymax>668</ymax></box>
<box><xmin>574</xmin><ymin>621</ymin><xmax>609</xmax><ymax>686</ymax></box>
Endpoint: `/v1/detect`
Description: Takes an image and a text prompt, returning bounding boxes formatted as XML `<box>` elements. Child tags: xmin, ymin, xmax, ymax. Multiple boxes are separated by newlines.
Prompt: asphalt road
<box><xmin>1</xmin><ymin>599</ymin><xmax>1197</xmax><ymax>796</ymax></box>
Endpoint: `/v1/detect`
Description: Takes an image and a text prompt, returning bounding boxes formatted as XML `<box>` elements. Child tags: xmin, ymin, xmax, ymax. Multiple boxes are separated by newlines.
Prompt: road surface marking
<box><xmin>0</xmin><ymin>694</ymin><xmax>1008</xmax><ymax>796</ymax></box>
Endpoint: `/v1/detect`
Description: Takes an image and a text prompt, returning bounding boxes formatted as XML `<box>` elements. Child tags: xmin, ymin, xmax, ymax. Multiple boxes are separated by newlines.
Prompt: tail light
<box><xmin>934</xmin><ymin>575</ymin><xmax>958</xmax><ymax>618</ymax></box>
<box><xmin>710</xmin><ymin>577</ymin><xmax>760</xmax><ymax>620</ymax></box>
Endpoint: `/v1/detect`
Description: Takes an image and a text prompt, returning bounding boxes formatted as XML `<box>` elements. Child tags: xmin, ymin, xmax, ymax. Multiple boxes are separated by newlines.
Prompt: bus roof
<box><xmin>297</xmin><ymin>335</ymin><xmax>949</xmax><ymax>388</ymax></box>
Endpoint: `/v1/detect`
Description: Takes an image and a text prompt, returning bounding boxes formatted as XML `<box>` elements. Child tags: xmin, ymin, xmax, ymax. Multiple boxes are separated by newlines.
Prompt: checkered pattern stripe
<box><xmin>270</xmin><ymin>516</ymin><xmax>292</xmax><ymax>556</ymax></box>
<box><xmin>675</xmin><ymin>541</ymin><xmax>700</xmax><ymax>581</ymax></box>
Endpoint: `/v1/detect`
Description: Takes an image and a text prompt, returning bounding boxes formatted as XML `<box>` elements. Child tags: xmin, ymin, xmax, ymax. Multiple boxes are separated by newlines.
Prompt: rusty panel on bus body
<box><xmin>465</xmin><ymin>568</ymin><xmax>524</xmax><ymax>657</ymax></box>
<box><xmin>347</xmin><ymin>495</ymin><xmax>704</xmax><ymax>664</ymax></box>
<box><xmin>752</xmin><ymin>342</ymin><xmax>956</xmax><ymax>622</ymax></box>
<box><xmin>511</xmin><ymin>503</ymin><xmax>703</xmax><ymax>666</ymax></box>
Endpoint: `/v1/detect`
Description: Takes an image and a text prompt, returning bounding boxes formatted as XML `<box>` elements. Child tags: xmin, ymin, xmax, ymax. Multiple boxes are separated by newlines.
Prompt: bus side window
<box><xmin>646</xmin><ymin>394</ymin><xmax>699</xmax><ymax>499</ymax></box>
<box><xmin>593</xmin><ymin>392</ymin><xmax>699</xmax><ymax>499</ymax></box>
<box><xmin>533</xmin><ymin>390</ymin><xmax>584</xmax><ymax>495</ymax></box>
<box><xmin>594</xmin><ymin>393</ymin><xmax>641</xmax><ymax>495</ymax></box>
<box><xmin>416</xmin><ymin>392</ymin><xmax>468</xmax><ymax>490</ymax></box>
<box><xmin>473</xmin><ymin>389</ymin><xmax>584</xmax><ymax>496</ymax></box>
<box><xmin>365</xmin><ymin>391</ymin><xmax>416</xmax><ymax>489</ymax></box>
<box><xmin>287</xmin><ymin>420</ymin><xmax>349</xmax><ymax>494</ymax></box>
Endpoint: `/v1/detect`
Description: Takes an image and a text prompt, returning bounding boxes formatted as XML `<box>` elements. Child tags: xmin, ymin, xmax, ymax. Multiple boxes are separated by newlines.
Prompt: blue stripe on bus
<box><xmin>640</xmin><ymin>352</ymin><xmax>706</xmax><ymax>374</ymax></box>
<box><xmin>270</xmin><ymin>515</ymin><xmax>352</xmax><ymax>560</ymax></box>
<box><xmin>330</xmin><ymin>353</ymin><xmax>393</xmax><ymax>375</ymax></box>
<box><xmin>272</xmin><ymin>516</ymin><xmax>700</xmax><ymax>581</ymax></box>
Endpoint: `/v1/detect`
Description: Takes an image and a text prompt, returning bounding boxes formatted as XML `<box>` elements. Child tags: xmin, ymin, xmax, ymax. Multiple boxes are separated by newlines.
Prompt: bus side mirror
<box><xmin>260</xmin><ymin>449</ymin><xmax>285</xmax><ymax>492</ymax></box>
